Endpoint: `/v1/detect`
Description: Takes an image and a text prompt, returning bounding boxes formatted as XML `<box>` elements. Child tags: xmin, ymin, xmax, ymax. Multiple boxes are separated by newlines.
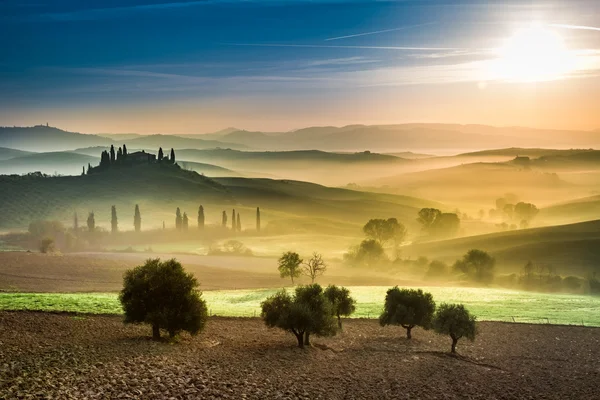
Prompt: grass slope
<box><xmin>0</xmin><ymin>164</ymin><xmax>438</xmax><ymax>231</ymax></box>
<box><xmin>0</xmin><ymin>152</ymin><xmax>98</xmax><ymax>175</ymax></box>
<box><xmin>404</xmin><ymin>220</ymin><xmax>600</xmax><ymax>275</ymax></box>
<box><xmin>1</xmin><ymin>286</ymin><xmax>598</xmax><ymax>326</ymax></box>
<box><xmin>0</xmin><ymin>147</ymin><xmax>35</xmax><ymax>161</ymax></box>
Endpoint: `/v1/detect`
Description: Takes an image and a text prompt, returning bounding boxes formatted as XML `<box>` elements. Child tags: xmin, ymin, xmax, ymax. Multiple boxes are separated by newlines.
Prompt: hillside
<box><xmin>189</xmin><ymin>124</ymin><xmax>600</xmax><ymax>152</ymax></box>
<box><xmin>0</xmin><ymin>152</ymin><xmax>98</xmax><ymax>175</ymax></box>
<box><xmin>178</xmin><ymin>161</ymin><xmax>241</xmax><ymax>177</ymax></box>
<box><xmin>403</xmin><ymin>220</ymin><xmax>600</xmax><ymax>275</ymax></box>
<box><xmin>0</xmin><ymin>165</ymin><xmax>439</xmax><ymax>232</ymax></box>
<box><xmin>0</xmin><ymin>164</ymin><xmax>232</xmax><ymax>229</ymax></box>
<box><xmin>367</xmin><ymin>162</ymin><xmax>571</xmax><ymax>205</ymax></box>
<box><xmin>122</xmin><ymin>134</ymin><xmax>248</xmax><ymax>151</ymax></box>
<box><xmin>0</xmin><ymin>126</ymin><xmax>113</xmax><ymax>152</ymax></box>
<box><xmin>0</xmin><ymin>147</ymin><xmax>35</xmax><ymax>161</ymax></box>
<box><xmin>458</xmin><ymin>148</ymin><xmax>596</xmax><ymax>158</ymax></box>
<box><xmin>540</xmin><ymin>195</ymin><xmax>600</xmax><ymax>225</ymax></box>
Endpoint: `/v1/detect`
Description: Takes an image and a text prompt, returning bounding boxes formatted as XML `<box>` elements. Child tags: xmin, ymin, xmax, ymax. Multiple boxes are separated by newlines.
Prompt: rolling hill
<box><xmin>188</xmin><ymin>124</ymin><xmax>600</xmax><ymax>152</ymax></box>
<box><xmin>0</xmin><ymin>163</ymin><xmax>440</xmax><ymax>233</ymax></box>
<box><xmin>122</xmin><ymin>134</ymin><xmax>248</xmax><ymax>151</ymax></box>
<box><xmin>403</xmin><ymin>220</ymin><xmax>600</xmax><ymax>276</ymax></box>
<box><xmin>0</xmin><ymin>152</ymin><xmax>98</xmax><ymax>175</ymax></box>
<box><xmin>177</xmin><ymin>161</ymin><xmax>241</xmax><ymax>177</ymax></box>
<box><xmin>0</xmin><ymin>147</ymin><xmax>35</xmax><ymax>161</ymax></box>
<box><xmin>0</xmin><ymin>126</ymin><xmax>113</xmax><ymax>152</ymax></box>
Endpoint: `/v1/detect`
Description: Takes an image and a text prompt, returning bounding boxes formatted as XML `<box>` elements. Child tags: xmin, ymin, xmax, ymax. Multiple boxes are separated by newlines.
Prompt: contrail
<box><xmin>226</xmin><ymin>43</ymin><xmax>465</xmax><ymax>51</ymax></box>
<box><xmin>550</xmin><ymin>24</ymin><xmax>600</xmax><ymax>32</ymax></box>
<box><xmin>325</xmin><ymin>23</ymin><xmax>436</xmax><ymax>41</ymax></box>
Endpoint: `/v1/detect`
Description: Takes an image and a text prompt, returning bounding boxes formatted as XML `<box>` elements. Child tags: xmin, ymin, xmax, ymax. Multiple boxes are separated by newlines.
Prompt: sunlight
<box><xmin>492</xmin><ymin>23</ymin><xmax>575</xmax><ymax>82</ymax></box>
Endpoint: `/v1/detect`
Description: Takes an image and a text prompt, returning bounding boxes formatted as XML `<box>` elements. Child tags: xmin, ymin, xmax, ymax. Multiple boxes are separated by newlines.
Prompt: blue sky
<box><xmin>1</xmin><ymin>0</ymin><xmax>599</xmax><ymax>133</ymax></box>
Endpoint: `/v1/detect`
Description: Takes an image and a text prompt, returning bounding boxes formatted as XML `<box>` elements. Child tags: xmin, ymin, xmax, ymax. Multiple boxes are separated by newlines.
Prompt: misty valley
<box><xmin>2</xmin><ymin>0</ymin><xmax>600</xmax><ymax>397</ymax></box>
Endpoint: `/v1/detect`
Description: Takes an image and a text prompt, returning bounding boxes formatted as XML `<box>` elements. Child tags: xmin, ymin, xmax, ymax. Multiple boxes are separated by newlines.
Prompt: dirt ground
<box><xmin>1</xmin><ymin>312</ymin><xmax>598</xmax><ymax>399</ymax></box>
<box><xmin>0</xmin><ymin>251</ymin><xmax>414</xmax><ymax>292</ymax></box>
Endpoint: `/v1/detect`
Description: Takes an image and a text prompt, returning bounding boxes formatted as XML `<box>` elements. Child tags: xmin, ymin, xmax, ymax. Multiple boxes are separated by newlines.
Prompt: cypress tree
<box><xmin>237</xmin><ymin>214</ymin><xmax>241</xmax><ymax>231</ymax></box>
<box><xmin>117</xmin><ymin>147</ymin><xmax>123</xmax><ymax>161</ymax></box>
<box><xmin>183</xmin><ymin>212</ymin><xmax>189</xmax><ymax>231</ymax></box>
<box><xmin>256</xmin><ymin>207</ymin><xmax>261</xmax><ymax>232</ymax></box>
<box><xmin>222</xmin><ymin>211</ymin><xmax>227</xmax><ymax>228</ymax></box>
<box><xmin>111</xmin><ymin>205</ymin><xmax>118</xmax><ymax>233</ymax></box>
<box><xmin>123</xmin><ymin>144</ymin><xmax>128</xmax><ymax>157</ymax></box>
<box><xmin>110</xmin><ymin>145</ymin><xmax>116</xmax><ymax>163</ymax></box>
<box><xmin>158</xmin><ymin>147</ymin><xmax>164</xmax><ymax>162</ymax></box>
<box><xmin>198</xmin><ymin>205</ymin><xmax>205</xmax><ymax>229</ymax></box>
<box><xmin>87</xmin><ymin>212</ymin><xmax>95</xmax><ymax>232</ymax></box>
<box><xmin>232</xmin><ymin>209</ymin><xmax>236</xmax><ymax>230</ymax></box>
<box><xmin>81</xmin><ymin>166</ymin><xmax>85</xmax><ymax>175</ymax></box>
<box><xmin>134</xmin><ymin>205</ymin><xmax>141</xmax><ymax>232</ymax></box>
<box><xmin>170</xmin><ymin>148</ymin><xmax>176</xmax><ymax>164</ymax></box>
<box><xmin>74</xmin><ymin>212</ymin><xmax>79</xmax><ymax>232</ymax></box>
<box><xmin>176</xmin><ymin>208</ymin><xmax>183</xmax><ymax>231</ymax></box>
<box><xmin>87</xmin><ymin>163</ymin><xmax>91</xmax><ymax>174</ymax></box>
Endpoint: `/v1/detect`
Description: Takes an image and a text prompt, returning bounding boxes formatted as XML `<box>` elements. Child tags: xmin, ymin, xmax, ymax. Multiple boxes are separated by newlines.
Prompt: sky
<box><xmin>1</xmin><ymin>0</ymin><xmax>599</xmax><ymax>134</ymax></box>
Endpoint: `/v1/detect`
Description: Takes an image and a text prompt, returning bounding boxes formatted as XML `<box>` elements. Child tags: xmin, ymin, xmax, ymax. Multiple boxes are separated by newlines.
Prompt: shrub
<box><xmin>432</xmin><ymin>303</ymin><xmax>477</xmax><ymax>354</ymax></box>
<box><xmin>453</xmin><ymin>249</ymin><xmax>495</xmax><ymax>284</ymax></box>
<box><xmin>119</xmin><ymin>258</ymin><xmax>208</xmax><ymax>340</ymax></box>
<box><xmin>344</xmin><ymin>239</ymin><xmax>387</xmax><ymax>266</ymax></box>
<box><xmin>425</xmin><ymin>260</ymin><xmax>448</xmax><ymax>280</ymax></box>
<box><xmin>379</xmin><ymin>287</ymin><xmax>436</xmax><ymax>339</ymax></box>
<box><xmin>39</xmin><ymin>237</ymin><xmax>55</xmax><ymax>253</ymax></box>
<box><xmin>323</xmin><ymin>285</ymin><xmax>356</xmax><ymax>329</ymax></box>
<box><xmin>261</xmin><ymin>284</ymin><xmax>337</xmax><ymax>348</ymax></box>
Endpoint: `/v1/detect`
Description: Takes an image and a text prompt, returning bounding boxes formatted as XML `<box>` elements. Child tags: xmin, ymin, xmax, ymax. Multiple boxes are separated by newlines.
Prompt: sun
<box><xmin>493</xmin><ymin>23</ymin><xmax>574</xmax><ymax>82</ymax></box>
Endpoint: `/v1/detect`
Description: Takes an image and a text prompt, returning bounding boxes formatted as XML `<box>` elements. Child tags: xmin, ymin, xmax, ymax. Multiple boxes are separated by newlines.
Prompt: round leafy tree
<box><xmin>432</xmin><ymin>303</ymin><xmax>477</xmax><ymax>353</ymax></box>
<box><xmin>261</xmin><ymin>284</ymin><xmax>337</xmax><ymax>348</ymax></box>
<box><xmin>379</xmin><ymin>287</ymin><xmax>436</xmax><ymax>339</ymax></box>
<box><xmin>324</xmin><ymin>285</ymin><xmax>356</xmax><ymax>329</ymax></box>
<box><xmin>453</xmin><ymin>249</ymin><xmax>495</xmax><ymax>284</ymax></box>
<box><xmin>119</xmin><ymin>258</ymin><xmax>208</xmax><ymax>340</ymax></box>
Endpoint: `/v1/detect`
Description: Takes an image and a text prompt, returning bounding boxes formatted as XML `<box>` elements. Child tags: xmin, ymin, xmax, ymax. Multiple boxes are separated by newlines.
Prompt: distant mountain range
<box><xmin>0</xmin><ymin>126</ymin><xmax>247</xmax><ymax>152</ymax></box>
<box><xmin>193</xmin><ymin>124</ymin><xmax>600</xmax><ymax>153</ymax></box>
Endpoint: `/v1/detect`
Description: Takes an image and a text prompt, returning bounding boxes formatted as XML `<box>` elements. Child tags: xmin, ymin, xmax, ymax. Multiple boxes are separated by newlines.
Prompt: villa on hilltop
<box><xmin>85</xmin><ymin>145</ymin><xmax>176</xmax><ymax>174</ymax></box>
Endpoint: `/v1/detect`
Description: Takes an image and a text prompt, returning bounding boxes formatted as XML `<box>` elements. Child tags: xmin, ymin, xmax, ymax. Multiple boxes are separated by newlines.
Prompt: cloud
<box><xmin>226</xmin><ymin>43</ymin><xmax>468</xmax><ymax>51</ymax></box>
<box><xmin>325</xmin><ymin>23</ymin><xmax>436</xmax><ymax>41</ymax></box>
<box><xmin>550</xmin><ymin>24</ymin><xmax>600</xmax><ymax>32</ymax></box>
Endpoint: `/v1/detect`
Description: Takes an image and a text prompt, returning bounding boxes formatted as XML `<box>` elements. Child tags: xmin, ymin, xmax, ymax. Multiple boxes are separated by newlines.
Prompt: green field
<box><xmin>1</xmin><ymin>286</ymin><xmax>598</xmax><ymax>326</ymax></box>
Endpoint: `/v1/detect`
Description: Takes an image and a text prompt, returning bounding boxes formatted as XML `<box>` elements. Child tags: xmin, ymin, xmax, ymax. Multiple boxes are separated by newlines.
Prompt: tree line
<box><xmin>120</xmin><ymin>258</ymin><xmax>478</xmax><ymax>354</ymax></box>
<box><xmin>75</xmin><ymin>205</ymin><xmax>262</xmax><ymax>234</ymax></box>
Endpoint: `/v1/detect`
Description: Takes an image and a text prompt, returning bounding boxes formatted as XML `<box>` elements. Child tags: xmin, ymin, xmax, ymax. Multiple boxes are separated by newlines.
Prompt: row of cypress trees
<box><xmin>75</xmin><ymin>205</ymin><xmax>261</xmax><ymax>233</ymax></box>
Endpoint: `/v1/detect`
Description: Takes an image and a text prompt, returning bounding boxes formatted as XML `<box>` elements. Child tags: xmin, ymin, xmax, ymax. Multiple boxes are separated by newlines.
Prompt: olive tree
<box><xmin>261</xmin><ymin>284</ymin><xmax>337</xmax><ymax>348</ymax></box>
<box><xmin>363</xmin><ymin>218</ymin><xmax>407</xmax><ymax>246</ymax></box>
<box><xmin>432</xmin><ymin>303</ymin><xmax>477</xmax><ymax>353</ymax></box>
<box><xmin>119</xmin><ymin>258</ymin><xmax>208</xmax><ymax>340</ymax></box>
<box><xmin>278</xmin><ymin>251</ymin><xmax>303</xmax><ymax>284</ymax></box>
<box><xmin>324</xmin><ymin>285</ymin><xmax>356</xmax><ymax>329</ymax></box>
<box><xmin>379</xmin><ymin>287</ymin><xmax>436</xmax><ymax>339</ymax></box>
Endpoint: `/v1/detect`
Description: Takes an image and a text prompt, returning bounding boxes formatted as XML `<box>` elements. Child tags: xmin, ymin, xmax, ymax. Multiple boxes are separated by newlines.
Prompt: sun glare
<box><xmin>493</xmin><ymin>23</ymin><xmax>574</xmax><ymax>82</ymax></box>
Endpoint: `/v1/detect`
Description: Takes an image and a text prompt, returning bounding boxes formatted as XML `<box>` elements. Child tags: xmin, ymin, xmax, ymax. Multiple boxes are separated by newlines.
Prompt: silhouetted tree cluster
<box><xmin>417</xmin><ymin>208</ymin><xmax>460</xmax><ymax>238</ymax></box>
<box><xmin>453</xmin><ymin>249</ymin><xmax>495</xmax><ymax>284</ymax></box>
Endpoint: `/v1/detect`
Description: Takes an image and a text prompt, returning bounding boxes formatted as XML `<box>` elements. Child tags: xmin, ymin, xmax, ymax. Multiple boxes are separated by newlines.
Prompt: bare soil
<box><xmin>0</xmin><ymin>251</ymin><xmax>411</xmax><ymax>292</ymax></box>
<box><xmin>1</xmin><ymin>312</ymin><xmax>598</xmax><ymax>399</ymax></box>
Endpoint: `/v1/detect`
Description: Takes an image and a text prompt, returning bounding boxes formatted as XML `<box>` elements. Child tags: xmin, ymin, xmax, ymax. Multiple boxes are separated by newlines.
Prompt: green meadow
<box><xmin>1</xmin><ymin>286</ymin><xmax>598</xmax><ymax>326</ymax></box>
